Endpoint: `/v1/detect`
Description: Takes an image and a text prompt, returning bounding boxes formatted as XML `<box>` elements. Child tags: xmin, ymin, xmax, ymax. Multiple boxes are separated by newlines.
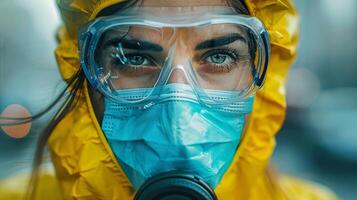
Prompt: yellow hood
<box><xmin>49</xmin><ymin>0</ymin><xmax>300</xmax><ymax>199</ymax></box>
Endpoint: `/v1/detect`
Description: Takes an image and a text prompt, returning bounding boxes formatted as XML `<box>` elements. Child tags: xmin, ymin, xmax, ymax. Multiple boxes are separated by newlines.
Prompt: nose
<box><xmin>167</xmin><ymin>66</ymin><xmax>189</xmax><ymax>84</ymax></box>
<box><xmin>166</xmin><ymin>34</ymin><xmax>191</xmax><ymax>85</ymax></box>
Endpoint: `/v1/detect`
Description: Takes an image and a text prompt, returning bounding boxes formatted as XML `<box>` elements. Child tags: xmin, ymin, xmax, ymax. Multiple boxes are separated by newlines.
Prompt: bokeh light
<box><xmin>0</xmin><ymin>104</ymin><xmax>31</xmax><ymax>138</ymax></box>
<box><xmin>286</xmin><ymin>68</ymin><xmax>321</xmax><ymax>108</ymax></box>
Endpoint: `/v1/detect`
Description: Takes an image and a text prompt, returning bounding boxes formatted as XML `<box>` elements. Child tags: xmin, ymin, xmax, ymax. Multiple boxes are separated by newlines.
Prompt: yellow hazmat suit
<box><xmin>0</xmin><ymin>0</ymin><xmax>339</xmax><ymax>199</ymax></box>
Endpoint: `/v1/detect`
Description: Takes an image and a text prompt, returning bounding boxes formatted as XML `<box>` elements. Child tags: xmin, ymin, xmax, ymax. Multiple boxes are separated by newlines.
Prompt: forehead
<box><xmin>141</xmin><ymin>0</ymin><xmax>228</xmax><ymax>7</ymax></box>
<box><xmin>102</xmin><ymin>24</ymin><xmax>248</xmax><ymax>50</ymax></box>
<box><xmin>102</xmin><ymin>0</ymin><xmax>246</xmax><ymax>45</ymax></box>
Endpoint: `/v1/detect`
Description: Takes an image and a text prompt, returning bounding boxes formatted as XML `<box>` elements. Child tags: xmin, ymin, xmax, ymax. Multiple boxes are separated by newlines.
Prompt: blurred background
<box><xmin>0</xmin><ymin>0</ymin><xmax>356</xmax><ymax>199</ymax></box>
<box><xmin>272</xmin><ymin>1</ymin><xmax>357</xmax><ymax>199</ymax></box>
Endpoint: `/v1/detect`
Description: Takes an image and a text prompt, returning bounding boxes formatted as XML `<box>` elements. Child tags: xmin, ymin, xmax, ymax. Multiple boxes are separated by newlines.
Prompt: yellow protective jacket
<box><xmin>0</xmin><ymin>0</ymin><xmax>339</xmax><ymax>199</ymax></box>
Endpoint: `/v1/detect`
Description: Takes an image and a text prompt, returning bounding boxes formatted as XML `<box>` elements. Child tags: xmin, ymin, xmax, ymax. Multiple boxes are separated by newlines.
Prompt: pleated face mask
<box><xmin>102</xmin><ymin>83</ymin><xmax>254</xmax><ymax>189</ymax></box>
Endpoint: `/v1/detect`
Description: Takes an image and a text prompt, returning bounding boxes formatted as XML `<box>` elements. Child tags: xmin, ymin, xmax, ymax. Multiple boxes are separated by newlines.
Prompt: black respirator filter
<box><xmin>134</xmin><ymin>171</ymin><xmax>218</xmax><ymax>200</ymax></box>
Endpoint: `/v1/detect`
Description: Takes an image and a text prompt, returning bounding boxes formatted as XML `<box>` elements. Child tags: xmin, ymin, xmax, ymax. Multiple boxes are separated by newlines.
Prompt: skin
<box><xmin>89</xmin><ymin>0</ymin><xmax>249</xmax><ymax>124</ymax></box>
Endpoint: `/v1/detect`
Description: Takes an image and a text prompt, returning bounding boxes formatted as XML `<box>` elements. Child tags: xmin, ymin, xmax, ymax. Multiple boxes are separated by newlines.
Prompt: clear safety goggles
<box><xmin>78</xmin><ymin>7</ymin><xmax>270</xmax><ymax>106</ymax></box>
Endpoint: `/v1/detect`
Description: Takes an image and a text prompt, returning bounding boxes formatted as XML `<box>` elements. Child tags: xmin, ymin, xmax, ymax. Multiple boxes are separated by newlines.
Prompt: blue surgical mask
<box><xmin>102</xmin><ymin>83</ymin><xmax>254</xmax><ymax>189</ymax></box>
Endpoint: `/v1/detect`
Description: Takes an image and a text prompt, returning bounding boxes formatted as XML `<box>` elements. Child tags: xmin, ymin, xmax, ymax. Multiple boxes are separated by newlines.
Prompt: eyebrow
<box><xmin>195</xmin><ymin>33</ymin><xmax>247</xmax><ymax>50</ymax></box>
<box><xmin>106</xmin><ymin>38</ymin><xmax>163</xmax><ymax>52</ymax></box>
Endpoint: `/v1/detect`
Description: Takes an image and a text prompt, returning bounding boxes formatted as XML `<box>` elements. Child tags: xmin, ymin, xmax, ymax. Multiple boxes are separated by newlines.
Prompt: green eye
<box><xmin>127</xmin><ymin>55</ymin><xmax>149</xmax><ymax>66</ymax></box>
<box><xmin>203</xmin><ymin>50</ymin><xmax>237</xmax><ymax>65</ymax></box>
<box><xmin>209</xmin><ymin>54</ymin><xmax>230</xmax><ymax>64</ymax></box>
<box><xmin>111</xmin><ymin>52</ymin><xmax>156</xmax><ymax>67</ymax></box>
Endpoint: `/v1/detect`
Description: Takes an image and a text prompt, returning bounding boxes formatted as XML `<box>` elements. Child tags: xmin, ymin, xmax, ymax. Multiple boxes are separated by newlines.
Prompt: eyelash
<box><xmin>109</xmin><ymin>48</ymin><xmax>242</xmax><ymax>74</ymax></box>
<box><xmin>111</xmin><ymin>53</ymin><xmax>157</xmax><ymax>71</ymax></box>
<box><xmin>200</xmin><ymin>48</ymin><xmax>239</xmax><ymax>73</ymax></box>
